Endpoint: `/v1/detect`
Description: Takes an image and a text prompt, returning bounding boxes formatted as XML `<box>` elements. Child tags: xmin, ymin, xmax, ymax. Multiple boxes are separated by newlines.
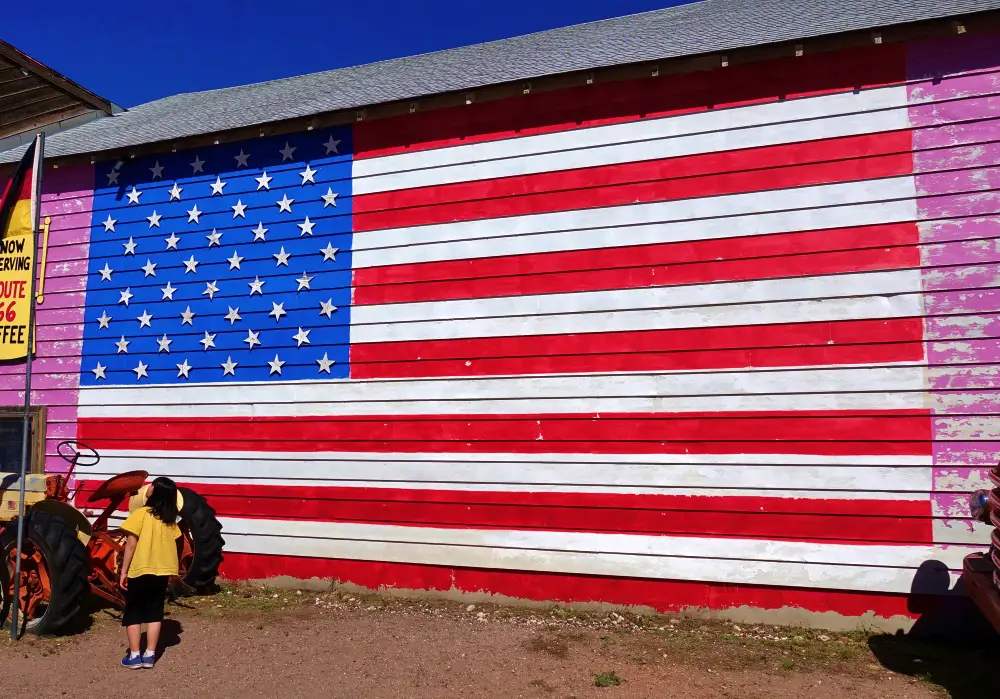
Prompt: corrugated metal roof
<box><xmin>4</xmin><ymin>0</ymin><xmax>999</xmax><ymax>163</ymax></box>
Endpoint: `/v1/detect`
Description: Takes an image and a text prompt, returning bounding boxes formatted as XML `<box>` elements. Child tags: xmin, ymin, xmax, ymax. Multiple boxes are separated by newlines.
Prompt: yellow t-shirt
<box><xmin>120</xmin><ymin>507</ymin><xmax>182</xmax><ymax>578</ymax></box>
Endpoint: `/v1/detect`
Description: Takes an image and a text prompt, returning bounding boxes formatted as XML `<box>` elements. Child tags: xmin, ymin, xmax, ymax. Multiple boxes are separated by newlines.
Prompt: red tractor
<box><xmin>0</xmin><ymin>440</ymin><xmax>224</xmax><ymax>635</ymax></box>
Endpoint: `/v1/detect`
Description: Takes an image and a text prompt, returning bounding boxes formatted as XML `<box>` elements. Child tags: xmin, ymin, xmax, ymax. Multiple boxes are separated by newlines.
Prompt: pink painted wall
<box><xmin>909</xmin><ymin>32</ymin><xmax>1000</xmax><ymax>549</ymax></box>
<box><xmin>0</xmin><ymin>164</ymin><xmax>93</xmax><ymax>474</ymax></box>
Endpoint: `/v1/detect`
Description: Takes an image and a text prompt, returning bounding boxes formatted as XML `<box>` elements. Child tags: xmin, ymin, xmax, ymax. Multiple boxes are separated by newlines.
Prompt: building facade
<box><xmin>2</xmin><ymin>7</ymin><xmax>999</xmax><ymax>630</ymax></box>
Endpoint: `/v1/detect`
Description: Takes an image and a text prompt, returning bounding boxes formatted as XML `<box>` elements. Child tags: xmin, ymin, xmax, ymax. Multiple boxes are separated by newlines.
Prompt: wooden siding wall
<box><xmin>1</xmin><ymin>30</ymin><xmax>998</xmax><ymax>629</ymax></box>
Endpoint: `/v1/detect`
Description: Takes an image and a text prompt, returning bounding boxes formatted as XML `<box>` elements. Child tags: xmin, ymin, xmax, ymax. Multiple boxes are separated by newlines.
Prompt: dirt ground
<box><xmin>1</xmin><ymin>586</ymin><xmax>996</xmax><ymax>699</ymax></box>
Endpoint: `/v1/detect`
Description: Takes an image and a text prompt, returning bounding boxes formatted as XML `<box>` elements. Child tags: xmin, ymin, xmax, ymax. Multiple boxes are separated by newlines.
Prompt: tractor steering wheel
<box><xmin>56</xmin><ymin>440</ymin><xmax>101</xmax><ymax>467</ymax></box>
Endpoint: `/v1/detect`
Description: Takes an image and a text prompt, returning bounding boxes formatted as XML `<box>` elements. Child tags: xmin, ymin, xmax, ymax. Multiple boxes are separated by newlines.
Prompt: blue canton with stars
<box><xmin>81</xmin><ymin>129</ymin><xmax>353</xmax><ymax>385</ymax></box>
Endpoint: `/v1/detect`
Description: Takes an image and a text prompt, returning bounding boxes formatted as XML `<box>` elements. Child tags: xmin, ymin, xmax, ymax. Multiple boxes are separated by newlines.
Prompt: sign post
<box><xmin>1</xmin><ymin>132</ymin><xmax>45</xmax><ymax>639</ymax></box>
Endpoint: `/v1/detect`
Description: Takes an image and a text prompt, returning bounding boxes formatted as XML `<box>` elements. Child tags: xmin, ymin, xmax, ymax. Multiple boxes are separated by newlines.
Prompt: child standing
<box><xmin>118</xmin><ymin>476</ymin><xmax>183</xmax><ymax>669</ymax></box>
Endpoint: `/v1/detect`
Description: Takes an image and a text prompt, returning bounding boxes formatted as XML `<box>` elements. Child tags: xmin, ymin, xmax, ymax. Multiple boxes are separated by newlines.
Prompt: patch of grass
<box><xmin>594</xmin><ymin>671</ymin><xmax>622</xmax><ymax>687</ymax></box>
<box><xmin>780</xmin><ymin>658</ymin><xmax>796</xmax><ymax>670</ymax></box>
<box><xmin>719</xmin><ymin>633</ymin><xmax>740</xmax><ymax>641</ymax></box>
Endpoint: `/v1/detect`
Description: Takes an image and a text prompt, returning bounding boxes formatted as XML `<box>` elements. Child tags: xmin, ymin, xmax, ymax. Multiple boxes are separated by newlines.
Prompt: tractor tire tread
<box><xmin>0</xmin><ymin>510</ymin><xmax>89</xmax><ymax>635</ymax></box>
<box><xmin>178</xmin><ymin>487</ymin><xmax>225</xmax><ymax>591</ymax></box>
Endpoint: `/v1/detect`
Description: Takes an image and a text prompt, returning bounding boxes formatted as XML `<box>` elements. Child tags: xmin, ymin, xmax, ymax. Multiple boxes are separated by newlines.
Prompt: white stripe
<box><xmin>354</xmin><ymin>87</ymin><xmax>909</xmax><ymax>193</ymax></box>
<box><xmin>352</xmin><ymin>177</ymin><xmax>918</xmax><ymax>267</ymax></box>
<box><xmin>78</xmin><ymin>450</ymin><xmax>933</xmax><ymax>496</ymax></box>
<box><xmin>219</xmin><ymin>518</ymin><xmax>961</xmax><ymax>593</ymax></box>
<box><xmin>351</xmin><ymin>269</ymin><xmax>923</xmax><ymax>342</ymax></box>
<box><xmin>77</xmin><ymin>364</ymin><xmax>928</xmax><ymax>416</ymax></box>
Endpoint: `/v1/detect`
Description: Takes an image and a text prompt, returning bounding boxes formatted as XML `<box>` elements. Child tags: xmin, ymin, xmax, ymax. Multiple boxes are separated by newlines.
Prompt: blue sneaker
<box><xmin>142</xmin><ymin>652</ymin><xmax>156</xmax><ymax>668</ymax></box>
<box><xmin>121</xmin><ymin>652</ymin><xmax>143</xmax><ymax>670</ymax></box>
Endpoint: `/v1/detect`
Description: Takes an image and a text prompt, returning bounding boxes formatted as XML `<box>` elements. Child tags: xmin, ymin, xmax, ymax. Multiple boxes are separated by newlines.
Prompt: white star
<box><xmin>123</xmin><ymin>237</ymin><xmax>137</xmax><ymax>256</ymax></box>
<box><xmin>321</xmin><ymin>188</ymin><xmax>338</xmax><ymax>207</ymax></box>
<box><xmin>248</xmin><ymin>276</ymin><xmax>265</xmax><ymax>295</ymax></box>
<box><xmin>244</xmin><ymin>329</ymin><xmax>261</xmax><ymax>350</ymax></box>
<box><xmin>97</xmin><ymin>311</ymin><xmax>112</xmax><ymax>329</ymax></box>
<box><xmin>106</xmin><ymin>169</ymin><xmax>120</xmax><ymax>186</ymax></box>
<box><xmin>184</xmin><ymin>255</ymin><xmax>199</xmax><ymax>274</ymax></box>
<box><xmin>161</xmin><ymin>281</ymin><xmax>177</xmax><ymax>300</ymax></box>
<box><xmin>149</xmin><ymin>161</ymin><xmax>164</xmax><ymax>179</ymax></box>
<box><xmin>232</xmin><ymin>199</ymin><xmax>247</xmax><ymax>218</ymax></box>
<box><xmin>316</xmin><ymin>352</ymin><xmax>335</xmax><ymax>374</ymax></box>
<box><xmin>146</xmin><ymin>210</ymin><xmax>161</xmax><ymax>228</ymax></box>
<box><xmin>210</xmin><ymin>176</ymin><xmax>226</xmax><ymax>195</ymax></box>
<box><xmin>234</xmin><ymin>149</ymin><xmax>251</xmax><ymax>168</ymax></box>
<box><xmin>276</xmin><ymin>194</ymin><xmax>294</xmax><ymax>213</ymax></box>
<box><xmin>168</xmin><ymin>182</ymin><xmax>183</xmax><ymax>201</ymax></box>
<box><xmin>126</xmin><ymin>186</ymin><xmax>142</xmax><ymax>205</ymax></box>
<box><xmin>273</xmin><ymin>246</ymin><xmax>291</xmax><ymax>266</ymax></box>
<box><xmin>296</xmin><ymin>272</ymin><xmax>313</xmax><ymax>291</ymax></box>
<box><xmin>157</xmin><ymin>334</ymin><xmax>172</xmax><ymax>353</ymax></box>
<box><xmin>118</xmin><ymin>287</ymin><xmax>133</xmax><ymax>306</ymax></box>
<box><xmin>252</xmin><ymin>222</ymin><xmax>268</xmax><ymax>241</ymax></box>
<box><xmin>187</xmin><ymin>205</ymin><xmax>202</xmax><ymax>223</ymax></box>
<box><xmin>221</xmin><ymin>356</ymin><xmax>238</xmax><ymax>376</ymax></box>
<box><xmin>180</xmin><ymin>306</ymin><xmax>195</xmax><ymax>325</ymax></box>
<box><xmin>269</xmin><ymin>302</ymin><xmax>286</xmax><ymax>322</ymax></box>
<box><xmin>190</xmin><ymin>155</ymin><xmax>205</xmax><ymax>174</ymax></box>
<box><xmin>299</xmin><ymin>164</ymin><xmax>317</xmax><ymax>185</ymax></box>
<box><xmin>268</xmin><ymin>354</ymin><xmax>285</xmax><ymax>375</ymax></box>
<box><xmin>297</xmin><ymin>216</ymin><xmax>315</xmax><ymax>236</ymax></box>
<box><xmin>255</xmin><ymin>172</ymin><xmax>272</xmax><ymax>190</ymax></box>
<box><xmin>92</xmin><ymin>362</ymin><xmax>107</xmax><ymax>380</ymax></box>
<box><xmin>224</xmin><ymin>306</ymin><xmax>242</xmax><ymax>324</ymax></box>
<box><xmin>227</xmin><ymin>250</ymin><xmax>244</xmax><ymax>270</ymax></box>
<box><xmin>207</xmin><ymin>228</ymin><xmax>223</xmax><ymax>247</ymax></box>
<box><xmin>319</xmin><ymin>299</ymin><xmax>337</xmax><ymax>318</ymax></box>
<box><xmin>323</xmin><ymin>136</ymin><xmax>341</xmax><ymax>154</ymax></box>
<box><xmin>165</xmin><ymin>232</ymin><xmax>180</xmax><ymax>250</ymax></box>
<box><xmin>203</xmin><ymin>280</ymin><xmax>220</xmax><ymax>300</ymax></box>
<box><xmin>141</xmin><ymin>259</ymin><xmax>157</xmax><ymax>277</ymax></box>
<box><xmin>115</xmin><ymin>335</ymin><xmax>130</xmax><ymax>354</ymax></box>
<box><xmin>200</xmin><ymin>331</ymin><xmax>216</xmax><ymax>350</ymax></box>
<box><xmin>102</xmin><ymin>215</ymin><xmax>117</xmax><ymax>232</ymax></box>
<box><xmin>99</xmin><ymin>263</ymin><xmax>113</xmax><ymax>281</ymax></box>
<box><xmin>137</xmin><ymin>310</ymin><xmax>153</xmax><ymax>328</ymax></box>
<box><xmin>279</xmin><ymin>142</ymin><xmax>296</xmax><ymax>161</ymax></box>
<box><xmin>292</xmin><ymin>327</ymin><xmax>311</xmax><ymax>347</ymax></box>
<box><xmin>320</xmin><ymin>242</ymin><xmax>338</xmax><ymax>261</ymax></box>
<box><xmin>133</xmin><ymin>360</ymin><xmax>149</xmax><ymax>380</ymax></box>
<box><xmin>176</xmin><ymin>359</ymin><xmax>192</xmax><ymax>379</ymax></box>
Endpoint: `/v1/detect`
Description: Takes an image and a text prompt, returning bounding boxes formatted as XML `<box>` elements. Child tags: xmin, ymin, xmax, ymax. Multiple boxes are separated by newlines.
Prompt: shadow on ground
<box><xmin>868</xmin><ymin>560</ymin><xmax>999</xmax><ymax>699</ymax></box>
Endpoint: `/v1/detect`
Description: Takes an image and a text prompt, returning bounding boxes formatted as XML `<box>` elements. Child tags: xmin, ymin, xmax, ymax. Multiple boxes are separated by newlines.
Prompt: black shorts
<box><xmin>122</xmin><ymin>575</ymin><xmax>169</xmax><ymax>626</ymax></box>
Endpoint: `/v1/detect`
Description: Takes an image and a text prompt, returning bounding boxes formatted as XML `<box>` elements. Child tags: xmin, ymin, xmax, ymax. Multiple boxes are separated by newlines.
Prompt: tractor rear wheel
<box><xmin>0</xmin><ymin>510</ymin><xmax>89</xmax><ymax>635</ymax></box>
<box><xmin>177</xmin><ymin>487</ymin><xmax>224</xmax><ymax>592</ymax></box>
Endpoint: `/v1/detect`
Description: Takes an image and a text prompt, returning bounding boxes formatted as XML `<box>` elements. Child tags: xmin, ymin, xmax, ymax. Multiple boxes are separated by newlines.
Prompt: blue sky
<box><xmin>3</xmin><ymin>1</ymin><xmax>690</xmax><ymax>108</ymax></box>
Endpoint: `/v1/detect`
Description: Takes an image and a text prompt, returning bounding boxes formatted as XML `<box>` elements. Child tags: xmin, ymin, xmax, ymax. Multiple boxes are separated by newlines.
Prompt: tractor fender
<box><xmin>29</xmin><ymin>499</ymin><xmax>93</xmax><ymax>546</ymax></box>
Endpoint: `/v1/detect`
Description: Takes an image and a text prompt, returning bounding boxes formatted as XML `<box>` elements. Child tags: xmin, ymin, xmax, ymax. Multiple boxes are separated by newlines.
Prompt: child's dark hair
<box><xmin>146</xmin><ymin>476</ymin><xmax>179</xmax><ymax>524</ymax></box>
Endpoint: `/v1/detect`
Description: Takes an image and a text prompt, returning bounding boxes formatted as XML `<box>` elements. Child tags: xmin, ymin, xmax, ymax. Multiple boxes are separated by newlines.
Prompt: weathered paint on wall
<box><xmin>2</xmin><ymin>30</ymin><xmax>999</xmax><ymax>629</ymax></box>
<box><xmin>0</xmin><ymin>164</ymin><xmax>91</xmax><ymax>474</ymax></box>
<box><xmin>909</xmin><ymin>33</ymin><xmax>1000</xmax><ymax>553</ymax></box>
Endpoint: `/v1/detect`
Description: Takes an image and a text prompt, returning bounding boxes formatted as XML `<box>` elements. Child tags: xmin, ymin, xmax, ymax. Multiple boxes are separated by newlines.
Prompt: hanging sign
<box><xmin>0</xmin><ymin>137</ymin><xmax>42</xmax><ymax>361</ymax></box>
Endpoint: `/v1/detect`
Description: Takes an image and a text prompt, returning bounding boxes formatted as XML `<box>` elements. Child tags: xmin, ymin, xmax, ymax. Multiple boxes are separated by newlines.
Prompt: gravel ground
<box><xmin>0</xmin><ymin>587</ymin><xmax>992</xmax><ymax>698</ymax></box>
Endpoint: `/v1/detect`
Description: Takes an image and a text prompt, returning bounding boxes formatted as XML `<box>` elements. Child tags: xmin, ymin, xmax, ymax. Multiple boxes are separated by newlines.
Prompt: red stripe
<box><xmin>353</xmin><ymin>132</ymin><xmax>913</xmax><ymax>231</ymax></box>
<box><xmin>75</xmin><ymin>481</ymin><xmax>934</xmax><ymax>545</ymax></box>
<box><xmin>354</xmin><ymin>44</ymin><xmax>907</xmax><ymax>158</ymax></box>
<box><xmin>353</xmin><ymin>223</ymin><xmax>920</xmax><ymax>305</ymax></box>
<box><xmin>77</xmin><ymin>410</ymin><xmax>933</xmax><ymax>456</ymax></box>
<box><xmin>351</xmin><ymin>318</ymin><xmax>925</xmax><ymax>379</ymax></box>
<box><xmin>220</xmin><ymin>552</ymin><xmax>925</xmax><ymax>619</ymax></box>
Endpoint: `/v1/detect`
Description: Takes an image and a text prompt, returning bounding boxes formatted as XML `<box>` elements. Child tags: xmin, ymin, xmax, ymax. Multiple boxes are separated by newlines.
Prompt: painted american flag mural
<box><xmin>66</xmin><ymin>37</ymin><xmax>1000</xmax><ymax>621</ymax></box>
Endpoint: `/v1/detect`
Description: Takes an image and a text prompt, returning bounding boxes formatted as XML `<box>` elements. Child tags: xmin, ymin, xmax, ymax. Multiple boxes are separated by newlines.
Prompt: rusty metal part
<box><xmin>5</xmin><ymin>539</ymin><xmax>51</xmax><ymax>624</ymax></box>
<box><xmin>86</xmin><ymin>471</ymin><xmax>149</xmax><ymax>504</ymax></box>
